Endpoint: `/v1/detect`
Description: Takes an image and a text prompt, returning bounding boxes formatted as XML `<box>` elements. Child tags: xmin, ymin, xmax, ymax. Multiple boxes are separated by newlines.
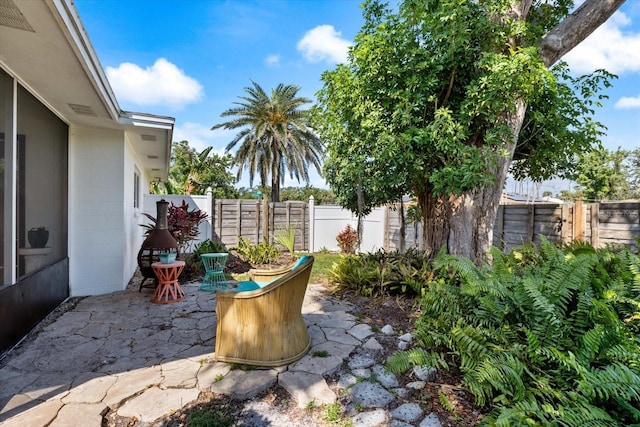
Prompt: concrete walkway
<box><xmin>0</xmin><ymin>281</ymin><xmax>362</xmax><ymax>426</ymax></box>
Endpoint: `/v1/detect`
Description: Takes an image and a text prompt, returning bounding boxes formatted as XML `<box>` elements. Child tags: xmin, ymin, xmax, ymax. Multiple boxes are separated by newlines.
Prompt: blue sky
<box><xmin>74</xmin><ymin>1</ymin><xmax>640</xmax><ymax>195</ymax></box>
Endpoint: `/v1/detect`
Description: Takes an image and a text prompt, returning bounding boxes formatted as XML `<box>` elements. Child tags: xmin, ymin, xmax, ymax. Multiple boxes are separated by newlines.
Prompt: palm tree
<box><xmin>211</xmin><ymin>81</ymin><xmax>323</xmax><ymax>202</ymax></box>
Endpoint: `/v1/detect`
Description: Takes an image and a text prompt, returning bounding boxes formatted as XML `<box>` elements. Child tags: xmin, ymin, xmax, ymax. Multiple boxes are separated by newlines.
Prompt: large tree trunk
<box><xmin>418</xmin><ymin>187</ymin><xmax>450</xmax><ymax>258</ymax></box>
<box><xmin>271</xmin><ymin>151</ymin><xmax>281</xmax><ymax>202</ymax></box>
<box><xmin>448</xmin><ymin>100</ymin><xmax>527</xmax><ymax>261</ymax></box>
<box><xmin>271</xmin><ymin>174</ymin><xmax>280</xmax><ymax>202</ymax></box>
<box><xmin>442</xmin><ymin>0</ymin><xmax>625</xmax><ymax>262</ymax></box>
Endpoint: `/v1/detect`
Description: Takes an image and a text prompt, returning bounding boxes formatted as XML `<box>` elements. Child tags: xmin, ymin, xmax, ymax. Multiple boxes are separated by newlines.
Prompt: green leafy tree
<box><xmin>280</xmin><ymin>186</ymin><xmax>336</xmax><ymax>204</ymax></box>
<box><xmin>627</xmin><ymin>148</ymin><xmax>640</xmax><ymax>197</ymax></box>
<box><xmin>313</xmin><ymin>0</ymin><xmax>623</xmax><ymax>261</ymax></box>
<box><xmin>511</xmin><ymin>63</ymin><xmax>614</xmax><ymax>182</ymax></box>
<box><xmin>212</xmin><ymin>81</ymin><xmax>324</xmax><ymax>202</ymax></box>
<box><xmin>573</xmin><ymin>147</ymin><xmax>632</xmax><ymax>201</ymax></box>
<box><xmin>168</xmin><ymin>140</ymin><xmax>238</xmax><ymax>197</ymax></box>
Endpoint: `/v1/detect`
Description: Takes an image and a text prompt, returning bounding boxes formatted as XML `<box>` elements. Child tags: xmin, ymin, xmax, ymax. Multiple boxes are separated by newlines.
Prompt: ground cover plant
<box><xmin>386</xmin><ymin>239</ymin><xmax>640</xmax><ymax>425</ymax></box>
<box><xmin>329</xmin><ymin>248</ymin><xmax>431</xmax><ymax>296</ymax></box>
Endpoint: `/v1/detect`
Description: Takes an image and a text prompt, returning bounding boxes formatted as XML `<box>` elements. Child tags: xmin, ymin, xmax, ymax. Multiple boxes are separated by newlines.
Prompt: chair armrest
<box><xmin>248</xmin><ymin>264</ymin><xmax>293</xmax><ymax>282</ymax></box>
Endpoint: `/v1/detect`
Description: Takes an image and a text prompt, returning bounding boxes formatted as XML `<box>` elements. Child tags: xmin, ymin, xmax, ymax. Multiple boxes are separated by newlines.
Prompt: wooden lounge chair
<box><xmin>214</xmin><ymin>255</ymin><xmax>314</xmax><ymax>366</ymax></box>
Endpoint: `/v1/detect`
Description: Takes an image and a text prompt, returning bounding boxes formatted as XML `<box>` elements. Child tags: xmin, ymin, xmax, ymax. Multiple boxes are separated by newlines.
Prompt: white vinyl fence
<box><xmin>142</xmin><ymin>192</ymin><xmax>396</xmax><ymax>253</ymax></box>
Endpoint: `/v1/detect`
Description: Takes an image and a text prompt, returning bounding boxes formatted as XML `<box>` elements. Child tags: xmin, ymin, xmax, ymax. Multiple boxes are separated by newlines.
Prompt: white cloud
<box><xmin>265</xmin><ymin>54</ymin><xmax>281</xmax><ymax>67</ymax></box>
<box><xmin>563</xmin><ymin>11</ymin><xmax>640</xmax><ymax>75</ymax></box>
<box><xmin>173</xmin><ymin>121</ymin><xmax>231</xmax><ymax>154</ymax></box>
<box><xmin>297</xmin><ymin>25</ymin><xmax>352</xmax><ymax>64</ymax></box>
<box><xmin>615</xmin><ymin>95</ymin><xmax>640</xmax><ymax>109</ymax></box>
<box><xmin>106</xmin><ymin>58</ymin><xmax>203</xmax><ymax>109</ymax></box>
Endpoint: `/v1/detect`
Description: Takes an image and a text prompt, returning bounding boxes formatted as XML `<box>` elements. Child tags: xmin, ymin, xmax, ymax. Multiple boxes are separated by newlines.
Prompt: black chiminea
<box><xmin>137</xmin><ymin>199</ymin><xmax>179</xmax><ymax>291</ymax></box>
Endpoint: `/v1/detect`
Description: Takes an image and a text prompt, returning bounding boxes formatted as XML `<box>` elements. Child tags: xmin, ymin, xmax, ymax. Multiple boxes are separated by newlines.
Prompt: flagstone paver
<box><xmin>0</xmin><ymin>282</ymin><xmax>444</xmax><ymax>426</ymax></box>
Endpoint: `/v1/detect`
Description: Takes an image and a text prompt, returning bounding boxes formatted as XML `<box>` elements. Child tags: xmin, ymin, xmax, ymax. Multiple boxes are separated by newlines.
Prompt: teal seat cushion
<box><xmin>292</xmin><ymin>255</ymin><xmax>309</xmax><ymax>271</ymax></box>
<box><xmin>235</xmin><ymin>281</ymin><xmax>260</xmax><ymax>292</ymax></box>
<box><xmin>235</xmin><ymin>279</ymin><xmax>274</xmax><ymax>292</ymax></box>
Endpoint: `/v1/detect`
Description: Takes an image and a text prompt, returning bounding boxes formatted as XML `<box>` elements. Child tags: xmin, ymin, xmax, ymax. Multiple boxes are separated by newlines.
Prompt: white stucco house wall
<box><xmin>0</xmin><ymin>0</ymin><xmax>175</xmax><ymax>350</ymax></box>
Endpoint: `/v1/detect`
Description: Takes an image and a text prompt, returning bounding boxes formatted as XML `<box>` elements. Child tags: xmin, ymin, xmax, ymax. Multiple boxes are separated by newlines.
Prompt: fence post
<box><xmin>255</xmin><ymin>200</ymin><xmax>260</xmax><ymax>244</ymax></box>
<box><xmin>308</xmin><ymin>196</ymin><xmax>315</xmax><ymax>253</ymax></box>
<box><xmin>206</xmin><ymin>187</ymin><xmax>213</xmax><ymax>241</ymax></box>
<box><xmin>236</xmin><ymin>200</ymin><xmax>242</xmax><ymax>243</ymax></box>
<box><xmin>301</xmin><ymin>201</ymin><xmax>306</xmax><ymax>251</ymax></box>
<box><xmin>590</xmin><ymin>203</ymin><xmax>599</xmax><ymax>248</ymax></box>
<box><xmin>574</xmin><ymin>200</ymin><xmax>585</xmax><ymax>241</ymax></box>
<box><xmin>561</xmin><ymin>205</ymin><xmax>570</xmax><ymax>243</ymax></box>
<box><xmin>216</xmin><ymin>200</ymin><xmax>222</xmax><ymax>241</ymax></box>
<box><xmin>262</xmin><ymin>195</ymin><xmax>268</xmax><ymax>244</ymax></box>
<box><xmin>527</xmin><ymin>204</ymin><xmax>535</xmax><ymax>243</ymax></box>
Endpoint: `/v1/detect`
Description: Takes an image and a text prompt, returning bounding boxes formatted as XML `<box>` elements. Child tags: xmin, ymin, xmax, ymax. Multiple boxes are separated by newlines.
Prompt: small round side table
<box><xmin>151</xmin><ymin>261</ymin><xmax>186</xmax><ymax>304</ymax></box>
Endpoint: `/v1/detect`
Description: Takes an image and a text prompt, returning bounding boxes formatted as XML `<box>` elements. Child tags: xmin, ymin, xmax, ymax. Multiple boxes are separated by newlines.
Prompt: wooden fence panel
<box><xmin>532</xmin><ymin>205</ymin><xmax>564</xmax><ymax>244</ymax></box>
<box><xmin>595</xmin><ymin>203</ymin><xmax>640</xmax><ymax>250</ymax></box>
<box><xmin>147</xmin><ymin>194</ymin><xmax>640</xmax><ymax>255</ymax></box>
<box><xmin>211</xmin><ymin>199</ymin><xmax>309</xmax><ymax>251</ymax></box>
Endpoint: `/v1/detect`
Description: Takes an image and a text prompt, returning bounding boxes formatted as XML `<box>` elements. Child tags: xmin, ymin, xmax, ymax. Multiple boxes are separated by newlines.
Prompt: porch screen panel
<box><xmin>0</xmin><ymin>69</ymin><xmax>11</xmax><ymax>286</ymax></box>
<box><xmin>16</xmin><ymin>86</ymin><xmax>68</xmax><ymax>278</ymax></box>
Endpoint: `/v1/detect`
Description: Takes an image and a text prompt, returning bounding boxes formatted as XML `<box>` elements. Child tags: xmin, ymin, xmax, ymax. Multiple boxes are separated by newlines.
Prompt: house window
<box><xmin>133</xmin><ymin>169</ymin><xmax>140</xmax><ymax>209</ymax></box>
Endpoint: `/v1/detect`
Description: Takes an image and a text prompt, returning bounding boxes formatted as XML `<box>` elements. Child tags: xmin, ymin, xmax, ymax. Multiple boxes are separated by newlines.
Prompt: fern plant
<box><xmin>387</xmin><ymin>237</ymin><xmax>640</xmax><ymax>426</ymax></box>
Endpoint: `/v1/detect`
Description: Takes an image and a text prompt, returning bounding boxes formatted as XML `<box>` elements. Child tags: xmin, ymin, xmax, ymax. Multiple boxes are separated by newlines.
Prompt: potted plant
<box><xmin>28</xmin><ymin>226</ymin><xmax>49</xmax><ymax>248</ymax></box>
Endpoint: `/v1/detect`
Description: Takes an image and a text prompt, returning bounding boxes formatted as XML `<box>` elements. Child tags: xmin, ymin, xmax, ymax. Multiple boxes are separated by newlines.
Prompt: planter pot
<box><xmin>159</xmin><ymin>252</ymin><xmax>177</xmax><ymax>264</ymax></box>
<box><xmin>28</xmin><ymin>228</ymin><xmax>49</xmax><ymax>248</ymax></box>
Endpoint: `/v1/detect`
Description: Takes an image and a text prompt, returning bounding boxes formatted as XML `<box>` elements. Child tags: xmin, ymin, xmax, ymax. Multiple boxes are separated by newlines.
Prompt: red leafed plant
<box><xmin>141</xmin><ymin>200</ymin><xmax>208</xmax><ymax>253</ymax></box>
<box><xmin>336</xmin><ymin>224</ymin><xmax>358</xmax><ymax>254</ymax></box>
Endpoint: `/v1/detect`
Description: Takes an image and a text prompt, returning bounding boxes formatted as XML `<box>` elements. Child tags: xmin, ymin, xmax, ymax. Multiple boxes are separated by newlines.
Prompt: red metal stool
<box><xmin>151</xmin><ymin>261</ymin><xmax>186</xmax><ymax>304</ymax></box>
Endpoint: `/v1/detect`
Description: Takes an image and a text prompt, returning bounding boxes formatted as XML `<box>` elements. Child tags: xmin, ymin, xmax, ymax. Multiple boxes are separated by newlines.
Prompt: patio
<box><xmin>0</xmin><ymin>278</ymin><xmax>361</xmax><ymax>425</ymax></box>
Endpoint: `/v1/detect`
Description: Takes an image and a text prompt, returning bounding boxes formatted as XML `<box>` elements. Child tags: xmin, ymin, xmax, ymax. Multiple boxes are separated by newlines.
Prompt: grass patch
<box><xmin>323</xmin><ymin>402</ymin><xmax>353</xmax><ymax>426</ymax></box>
<box><xmin>302</xmin><ymin>251</ymin><xmax>341</xmax><ymax>285</ymax></box>
<box><xmin>183</xmin><ymin>406</ymin><xmax>235</xmax><ymax>427</ymax></box>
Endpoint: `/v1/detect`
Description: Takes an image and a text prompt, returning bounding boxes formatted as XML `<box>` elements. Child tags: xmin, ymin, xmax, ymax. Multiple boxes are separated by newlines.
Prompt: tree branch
<box><xmin>538</xmin><ymin>0</ymin><xmax>626</xmax><ymax>67</ymax></box>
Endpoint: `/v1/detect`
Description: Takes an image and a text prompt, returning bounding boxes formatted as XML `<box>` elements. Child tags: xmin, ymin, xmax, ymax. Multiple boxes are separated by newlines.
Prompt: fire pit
<box><xmin>137</xmin><ymin>199</ymin><xmax>179</xmax><ymax>291</ymax></box>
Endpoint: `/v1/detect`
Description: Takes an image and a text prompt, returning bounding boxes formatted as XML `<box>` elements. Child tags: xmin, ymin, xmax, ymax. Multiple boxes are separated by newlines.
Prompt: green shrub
<box><xmin>233</xmin><ymin>237</ymin><xmax>280</xmax><ymax>265</ymax></box>
<box><xmin>387</xmin><ymin>238</ymin><xmax>640</xmax><ymax>425</ymax></box>
<box><xmin>194</xmin><ymin>238</ymin><xmax>227</xmax><ymax>256</ymax></box>
<box><xmin>330</xmin><ymin>248</ymin><xmax>431</xmax><ymax>296</ymax></box>
<box><xmin>182</xmin><ymin>239</ymin><xmax>228</xmax><ymax>279</ymax></box>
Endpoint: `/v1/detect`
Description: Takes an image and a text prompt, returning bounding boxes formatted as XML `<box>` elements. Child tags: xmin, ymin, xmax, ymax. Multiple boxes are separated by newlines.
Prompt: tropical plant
<box><xmin>211</xmin><ymin>81</ymin><xmax>324</xmax><ymax>202</ymax></box>
<box><xmin>167</xmin><ymin>140</ymin><xmax>238</xmax><ymax>197</ymax></box>
<box><xmin>330</xmin><ymin>248</ymin><xmax>430</xmax><ymax>296</ymax></box>
<box><xmin>233</xmin><ymin>237</ymin><xmax>280</xmax><ymax>265</ymax></box>
<box><xmin>274</xmin><ymin>224</ymin><xmax>297</xmax><ymax>258</ymax></box>
<box><xmin>336</xmin><ymin>225</ymin><xmax>358</xmax><ymax>254</ymax></box>
<box><xmin>141</xmin><ymin>200</ymin><xmax>208</xmax><ymax>254</ymax></box>
<box><xmin>313</xmin><ymin>0</ymin><xmax>621</xmax><ymax>262</ymax></box>
<box><xmin>386</xmin><ymin>238</ymin><xmax>640</xmax><ymax>425</ymax></box>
